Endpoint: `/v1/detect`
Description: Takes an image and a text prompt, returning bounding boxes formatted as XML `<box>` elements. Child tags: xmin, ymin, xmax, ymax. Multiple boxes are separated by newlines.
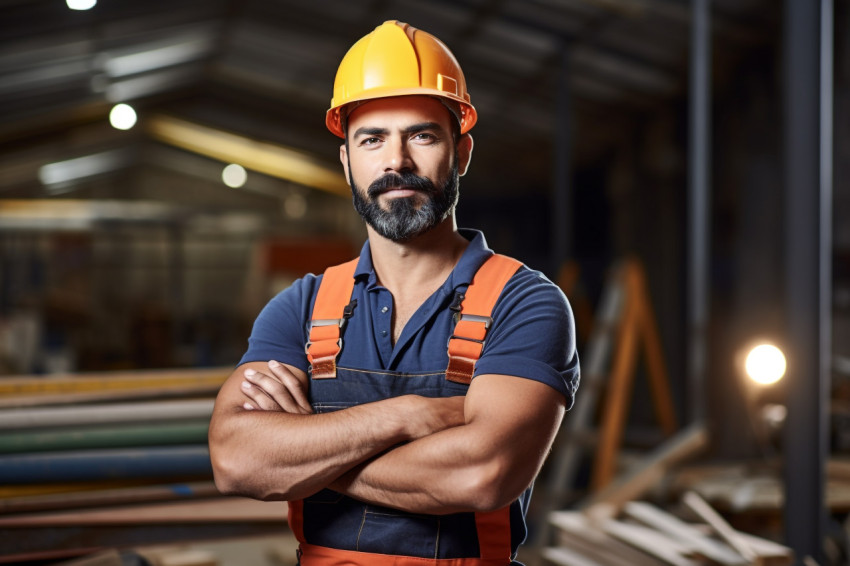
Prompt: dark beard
<box><xmin>350</xmin><ymin>160</ymin><xmax>459</xmax><ymax>243</ymax></box>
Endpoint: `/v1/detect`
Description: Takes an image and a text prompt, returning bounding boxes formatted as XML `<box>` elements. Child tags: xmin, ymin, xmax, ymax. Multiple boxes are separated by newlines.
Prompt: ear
<box><xmin>339</xmin><ymin>143</ymin><xmax>351</xmax><ymax>186</ymax></box>
<box><xmin>456</xmin><ymin>133</ymin><xmax>474</xmax><ymax>177</ymax></box>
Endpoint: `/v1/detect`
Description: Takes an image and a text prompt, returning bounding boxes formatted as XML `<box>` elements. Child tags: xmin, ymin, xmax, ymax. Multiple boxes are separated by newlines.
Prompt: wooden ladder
<box><xmin>530</xmin><ymin>257</ymin><xmax>678</xmax><ymax>549</ymax></box>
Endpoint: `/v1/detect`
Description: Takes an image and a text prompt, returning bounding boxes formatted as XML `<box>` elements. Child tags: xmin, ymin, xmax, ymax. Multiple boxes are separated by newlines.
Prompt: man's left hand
<box><xmin>240</xmin><ymin>360</ymin><xmax>313</xmax><ymax>414</ymax></box>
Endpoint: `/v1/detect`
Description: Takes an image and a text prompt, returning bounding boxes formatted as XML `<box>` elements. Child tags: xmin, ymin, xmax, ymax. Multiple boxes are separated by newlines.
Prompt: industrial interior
<box><xmin>0</xmin><ymin>0</ymin><xmax>847</xmax><ymax>564</ymax></box>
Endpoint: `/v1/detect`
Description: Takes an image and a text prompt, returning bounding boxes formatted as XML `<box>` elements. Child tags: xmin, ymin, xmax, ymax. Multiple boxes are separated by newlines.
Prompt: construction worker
<box><xmin>209</xmin><ymin>20</ymin><xmax>579</xmax><ymax>565</ymax></box>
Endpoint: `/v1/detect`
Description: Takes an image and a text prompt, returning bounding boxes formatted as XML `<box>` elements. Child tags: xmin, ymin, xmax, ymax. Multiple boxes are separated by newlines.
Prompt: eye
<box><xmin>359</xmin><ymin>137</ymin><xmax>382</xmax><ymax>147</ymax></box>
<box><xmin>412</xmin><ymin>132</ymin><xmax>437</xmax><ymax>143</ymax></box>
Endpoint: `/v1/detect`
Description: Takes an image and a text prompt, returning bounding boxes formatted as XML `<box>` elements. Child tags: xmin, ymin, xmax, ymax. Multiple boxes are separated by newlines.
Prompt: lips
<box><xmin>381</xmin><ymin>187</ymin><xmax>419</xmax><ymax>198</ymax></box>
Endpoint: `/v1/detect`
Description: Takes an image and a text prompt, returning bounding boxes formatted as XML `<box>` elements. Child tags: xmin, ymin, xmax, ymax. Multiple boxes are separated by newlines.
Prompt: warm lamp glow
<box><xmin>745</xmin><ymin>344</ymin><xmax>786</xmax><ymax>385</ymax></box>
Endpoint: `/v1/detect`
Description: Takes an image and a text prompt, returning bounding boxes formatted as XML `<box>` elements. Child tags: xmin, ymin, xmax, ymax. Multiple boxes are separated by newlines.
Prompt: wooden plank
<box><xmin>683</xmin><ymin>490</ymin><xmax>758</xmax><ymax>563</ymax></box>
<box><xmin>827</xmin><ymin>458</ymin><xmax>850</xmax><ymax>479</ymax></box>
<box><xmin>0</xmin><ymin>367</ymin><xmax>229</xmax><ymax>397</ymax></box>
<box><xmin>0</xmin><ymin>479</ymin><xmax>166</xmax><ymax>499</ymax></box>
<box><xmin>134</xmin><ymin>548</ymin><xmax>217</xmax><ymax>566</ymax></box>
<box><xmin>0</xmin><ymin>384</ymin><xmax>222</xmax><ymax>409</ymax></box>
<box><xmin>0</xmin><ymin>497</ymin><xmax>288</xmax><ymax>526</ymax></box>
<box><xmin>50</xmin><ymin>549</ymin><xmax>123</xmax><ymax>566</ymax></box>
<box><xmin>543</xmin><ymin>546</ymin><xmax>609</xmax><ymax>566</ymax></box>
<box><xmin>733</xmin><ymin>532</ymin><xmax>794</xmax><ymax>564</ymax></box>
<box><xmin>549</xmin><ymin>511</ymin><xmax>667</xmax><ymax>566</ymax></box>
<box><xmin>0</xmin><ymin>399</ymin><xmax>214</xmax><ymax>430</ymax></box>
<box><xmin>0</xmin><ymin>522</ymin><xmax>285</xmax><ymax>560</ymax></box>
<box><xmin>600</xmin><ymin>519</ymin><xmax>702</xmax><ymax>566</ymax></box>
<box><xmin>623</xmin><ymin>501</ymin><xmax>748</xmax><ymax>565</ymax></box>
<box><xmin>0</xmin><ymin>481</ymin><xmax>219</xmax><ymax>515</ymax></box>
<box><xmin>582</xmin><ymin>422</ymin><xmax>709</xmax><ymax>510</ymax></box>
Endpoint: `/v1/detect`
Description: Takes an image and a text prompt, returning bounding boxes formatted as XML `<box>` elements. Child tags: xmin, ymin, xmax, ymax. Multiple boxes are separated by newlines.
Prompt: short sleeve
<box><xmin>473</xmin><ymin>267</ymin><xmax>580</xmax><ymax>409</ymax></box>
<box><xmin>238</xmin><ymin>275</ymin><xmax>321</xmax><ymax>372</ymax></box>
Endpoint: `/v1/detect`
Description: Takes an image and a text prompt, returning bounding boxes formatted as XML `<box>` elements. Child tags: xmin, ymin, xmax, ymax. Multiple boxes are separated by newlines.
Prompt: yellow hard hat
<box><xmin>326</xmin><ymin>20</ymin><xmax>477</xmax><ymax>138</ymax></box>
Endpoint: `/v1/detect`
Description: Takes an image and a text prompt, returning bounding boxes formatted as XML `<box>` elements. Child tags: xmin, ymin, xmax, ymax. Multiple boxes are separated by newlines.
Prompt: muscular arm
<box><xmin>208</xmin><ymin>361</ymin><xmax>465</xmax><ymax>501</ymax></box>
<box><xmin>330</xmin><ymin>373</ymin><xmax>566</xmax><ymax>515</ymax></box>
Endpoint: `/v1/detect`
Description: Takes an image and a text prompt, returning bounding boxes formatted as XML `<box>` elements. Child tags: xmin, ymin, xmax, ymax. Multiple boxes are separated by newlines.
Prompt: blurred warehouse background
<box><xmin>0</xmin><ymin>0</ymin><xmax>848</xmax><ymax>564</ymax></box>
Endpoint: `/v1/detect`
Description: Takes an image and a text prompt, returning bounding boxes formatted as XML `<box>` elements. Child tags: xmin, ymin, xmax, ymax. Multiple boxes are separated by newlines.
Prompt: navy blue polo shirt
<box><xmin>240</xmin><ymin>229</ymin><xmax>579</xmax><ymax>406</ymax></box>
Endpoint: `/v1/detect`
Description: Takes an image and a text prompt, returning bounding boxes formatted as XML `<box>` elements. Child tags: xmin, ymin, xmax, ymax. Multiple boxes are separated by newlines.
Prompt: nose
<box><xmin>385</xmin><ymin>137</ymin><xmax>412</xmax><ymax>172</ymax></box>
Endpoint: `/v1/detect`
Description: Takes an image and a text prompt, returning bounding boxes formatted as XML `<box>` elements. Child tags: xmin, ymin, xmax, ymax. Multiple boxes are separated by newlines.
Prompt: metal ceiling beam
<box><xmin>145</xmin><ymin>114</ymin><xmax>349</xmax><ymax>198</ymax></box>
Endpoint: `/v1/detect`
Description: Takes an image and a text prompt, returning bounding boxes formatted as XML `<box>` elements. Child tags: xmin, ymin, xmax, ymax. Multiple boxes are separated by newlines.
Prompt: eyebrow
<box><xmin>352</xmin><ymin>126</ymin><xmax>388</xmax><ymax>138</ymax></box>
<box><xmin>351</xmin><ymin>122</ymin><xmax>445</xmax><ymax>139</ymax></box>
<box><xmin>402</xmin><ymin>122</ymin><xmax>443</xmax><ymax>135</ymax></box>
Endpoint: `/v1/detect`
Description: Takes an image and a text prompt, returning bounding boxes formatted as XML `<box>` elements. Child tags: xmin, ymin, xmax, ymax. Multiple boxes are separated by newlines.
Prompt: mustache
<box><xmin>367</xmin><ymin>171</ymin><xmax>436</xmax><ymax>198</ymax></box>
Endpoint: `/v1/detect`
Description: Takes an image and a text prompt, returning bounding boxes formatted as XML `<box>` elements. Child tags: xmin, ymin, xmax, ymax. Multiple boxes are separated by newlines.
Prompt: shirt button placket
<box><xmin>380</xmin><ymin>305</ymin><xmax>390</xmax><ymax>339</ymax></box>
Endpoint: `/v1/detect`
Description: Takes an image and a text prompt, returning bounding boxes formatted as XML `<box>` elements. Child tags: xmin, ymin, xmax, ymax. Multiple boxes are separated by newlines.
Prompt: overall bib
<box><xmin>291</xmin><ymin>254</ymin><xmax>525</xmax><ymax>566</ymax></box>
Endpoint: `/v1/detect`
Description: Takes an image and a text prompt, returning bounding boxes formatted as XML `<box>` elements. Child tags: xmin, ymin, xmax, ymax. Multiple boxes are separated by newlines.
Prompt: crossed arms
<box><xmin>208</xmin><ymin>360</ymin><xmax>565</xmax><ymax>515</ymax></box>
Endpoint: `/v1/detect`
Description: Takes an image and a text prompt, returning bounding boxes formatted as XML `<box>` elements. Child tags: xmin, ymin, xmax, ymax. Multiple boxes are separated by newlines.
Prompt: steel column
<box><xmin>783</xmin><ymin>0</ymin><xmax>832</xmax><ymax>562</ymax></box>
<box><xmin>551</xmin><ymin>40</ymin><xmax>573</xmax><ymax>277</ymax></box>
<box><xmin>687</xmin><ymin>0</ymin><xmax>711</xmax><ymax>424</ymax></box>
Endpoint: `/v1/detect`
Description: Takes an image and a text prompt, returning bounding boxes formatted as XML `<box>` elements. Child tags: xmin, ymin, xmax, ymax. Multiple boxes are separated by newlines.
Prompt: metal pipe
<box><xmin>0</xmin><ymin>445</ymin><xmax>212</xmax><ymax>484</ymax></box>
<box><xmin>782</xmin><ymin>0</ymin><xmax>831</xmax><ymax>562</ymax></box>
<box><xmin>0</xmin><ymin>421</ymin><xmax>210</xmax><ymax>454</ymax></box>
<box><xmin>0</xmin><ymin>399</ymin><xmax>214</xmax><ymax>430</ymax></box>
<box><xmin>687</xmin><ymin>0</ymin><xmax>711</xmax><ymax>424</ymax></box>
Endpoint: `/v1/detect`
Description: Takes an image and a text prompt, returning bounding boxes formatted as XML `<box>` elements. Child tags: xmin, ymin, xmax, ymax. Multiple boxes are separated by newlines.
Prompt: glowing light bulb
<box><xmin>109</xmin><ymin>104</ymin><xmax>137</xmax><ymax>130</ymax></box>
<box><xmin>745</xmin><ymin>344</ymin><xmax>786</xmax><ymax>385</ymax></box>
<box><xmin>222</xmin><ymin>164</ymin><xmax>247</xmax><ymax>188</ymax></box>
<box><xmin>67</xmin><ymin>0</ymin><xmax>96</xmax><ymax>10</ymax></box>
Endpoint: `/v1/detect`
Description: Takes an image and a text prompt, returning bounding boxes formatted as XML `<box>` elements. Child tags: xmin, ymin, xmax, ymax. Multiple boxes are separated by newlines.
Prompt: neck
<box><xmin>367</xmin><ymin>216</ymin><xmax>468</xmax><ymax>294</ymax></box>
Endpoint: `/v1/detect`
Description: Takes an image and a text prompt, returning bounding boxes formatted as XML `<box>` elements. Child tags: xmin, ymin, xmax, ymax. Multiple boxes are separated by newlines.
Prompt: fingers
<box><xmin>240</xmin><ymin>371</ymin><xmax>282</xmax><ymax>411</ymax></box>
<box><xmin>240</xmin><ymin>363</ymin><xmax>312</xmax><ymax>414</ymax></box>
<box><xmin>267</xmin><ymin>360</ymin><xmax>313</xmax><ymax>413</ymax></box>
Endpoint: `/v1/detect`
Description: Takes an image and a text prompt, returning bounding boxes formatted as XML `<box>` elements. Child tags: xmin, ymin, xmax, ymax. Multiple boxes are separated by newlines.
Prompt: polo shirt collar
<box><xmin>353</xmin><ymin>229</ymin><xmax>494</xmax><ymax>291</ymax></box>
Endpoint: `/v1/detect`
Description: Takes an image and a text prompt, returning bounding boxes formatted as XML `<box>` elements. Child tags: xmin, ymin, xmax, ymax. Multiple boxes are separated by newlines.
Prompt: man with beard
<box><xmin>209</xmin><ymin>21</ymin><xmax>579</xmax><ymax>566</ymax></box>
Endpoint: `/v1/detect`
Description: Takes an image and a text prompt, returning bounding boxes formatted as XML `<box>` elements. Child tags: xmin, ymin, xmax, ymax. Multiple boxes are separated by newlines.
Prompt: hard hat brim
<box><xmin>326</xmin><ymin>90</ymin><xmax>477</xmax><ymax>138</ymax></box>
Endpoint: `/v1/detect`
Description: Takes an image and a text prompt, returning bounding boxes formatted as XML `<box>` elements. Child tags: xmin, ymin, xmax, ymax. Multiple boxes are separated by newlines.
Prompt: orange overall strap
<box><xmin>306</xmin><ymin>258</ymin><xmax>359</xmax><ymax>379</ymax></box>
<box><xmin>446</xmin><ymin>254</ymin><xmax>522</xmax><ymax>384</ymax></box>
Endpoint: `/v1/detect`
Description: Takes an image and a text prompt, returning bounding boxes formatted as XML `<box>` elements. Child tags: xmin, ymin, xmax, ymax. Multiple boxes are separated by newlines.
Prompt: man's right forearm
<box><xmin>211</xmin><ymin>395</ymin><xmax>412</xmax><ymax>500</ymax></box>
<box><xmin>208</xmin><ymin>363</ymin><xmax>465</xmax><ymax>501</ymax></box>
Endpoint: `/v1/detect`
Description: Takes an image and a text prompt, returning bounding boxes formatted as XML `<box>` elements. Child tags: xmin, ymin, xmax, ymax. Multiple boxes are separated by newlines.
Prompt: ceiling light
<box><xmin>222</xmin><ymin>164</ymin><xmax>247</xmax><ymax>188</ymax></box>
<box><xmin>67</xmin><ymin>0</ymin><xmax>96</xmax><ymax>10</ymax></box>
<box><xmin>284</xmin><ymin>193</ymin><xmax>307</xmax><ymax>219</ymax></box>
<box><xmin>109</xmin><ymin>104</ymin><xmax>137</xmax><ymax>130</ymax></box>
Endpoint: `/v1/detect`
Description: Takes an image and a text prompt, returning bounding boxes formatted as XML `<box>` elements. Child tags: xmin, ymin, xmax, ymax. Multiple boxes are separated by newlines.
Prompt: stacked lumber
<box><xmin>544</xmin><ymin>493</ymin><xmax>793</xmax><ymax>566</ymax></box>
<box><xmin>0</xmin><ymin>369</ymin><xmax>229</xmax><ymax>488</ymax></box>
<box><xmin>668</xmin><ymin>460</ymin><xmax>850</xmax><ymax>514</ymax></box>
<box><xmin>0</xmin><ymin>368</ymin><xmax>291</xmax><ymax>561</ymax></box>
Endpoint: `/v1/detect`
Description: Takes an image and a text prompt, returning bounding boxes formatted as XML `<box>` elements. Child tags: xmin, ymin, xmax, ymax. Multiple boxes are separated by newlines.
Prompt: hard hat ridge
<box><xmin>326</xmin><ymin>20</ymin><xmax>477</xmax><ymax>138</ymax></box>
